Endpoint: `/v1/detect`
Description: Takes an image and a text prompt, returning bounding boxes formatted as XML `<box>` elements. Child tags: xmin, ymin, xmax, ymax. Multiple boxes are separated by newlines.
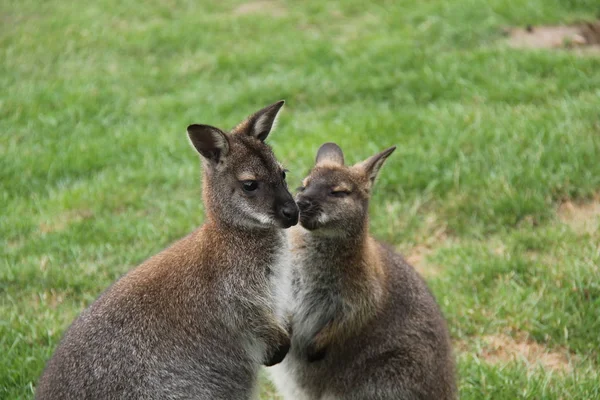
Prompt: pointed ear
<box><xmin>355</xmin><ymin>146</ymin><xmax>396</xmax><ymax>184</ymax></box>
<box><xmin>236</xmin><ymin>100</ymin><xmax>285</xmax><ymax>142</ymax></box>
<box><xmin>316</xmin><ymin>142</ymin><xmax>344</xmax><ymax>166</ymax></box>
<box><xmin>187</xmin><ymin>124</ymin><xmax>229</xmax><ymax>163</ymax></box>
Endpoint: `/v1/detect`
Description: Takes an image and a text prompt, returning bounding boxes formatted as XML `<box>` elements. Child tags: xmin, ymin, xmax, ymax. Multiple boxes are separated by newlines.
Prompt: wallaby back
<box><xmin>269</xmin><ymin>143</ymin><xmax>456</xmax><ymax>399</ymax></box>
<box><xmin>36</xmin><ymin>101</ymin><xmax>298</xmax><ymax>400</ymax></box>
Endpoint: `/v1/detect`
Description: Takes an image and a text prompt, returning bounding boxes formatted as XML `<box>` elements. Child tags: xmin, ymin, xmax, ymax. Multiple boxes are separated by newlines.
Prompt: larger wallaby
<box><xmin>36</xmin><ymin>101</ymin><xmax>299</xmax><ymax>400</ymax></box>
<box><xmin>269</xmin><ymin>143</ymin><xmax>456</xmax><ymax>399</ymax></box>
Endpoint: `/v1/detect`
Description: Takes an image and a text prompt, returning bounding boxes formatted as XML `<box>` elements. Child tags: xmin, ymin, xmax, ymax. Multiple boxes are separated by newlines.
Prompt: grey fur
<box><xmin>36</xmin><ymin>102</ymin><xmax>298</xmax><ymax>400</ymax></box>
<box><xmin>269</xmin><ymin>143</ymin><xmax>456</xmax><ymax>400</ymax></box>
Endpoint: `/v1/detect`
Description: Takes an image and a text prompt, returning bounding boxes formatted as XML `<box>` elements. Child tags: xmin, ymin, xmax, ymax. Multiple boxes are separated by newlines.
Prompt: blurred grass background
<box><xmin>1</xmin><ymin>0</ymin><xmax>600</xmax><ymax>398</ymax></box>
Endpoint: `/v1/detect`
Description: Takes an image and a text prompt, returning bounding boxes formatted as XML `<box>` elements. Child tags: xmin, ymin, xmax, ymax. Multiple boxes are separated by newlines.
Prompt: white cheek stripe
<box><xmin>317</xmin><ymin>213</ymin><xmax>330</xmax><ymax>224</ymax></box>
<box><xmin>254</xmin><ymin>212</ymin><xmax>273</xmax><ymax>225</ymax></box>
<box><xmin>241</xmin><ymin>203</ymin><xmax>274</xmax><ymax>225</ymax></box>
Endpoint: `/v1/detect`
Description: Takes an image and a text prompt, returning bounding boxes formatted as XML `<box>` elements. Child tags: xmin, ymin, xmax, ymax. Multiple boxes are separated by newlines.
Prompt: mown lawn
<box><xmin>2</xmin><ymin>0</ymin><xmax>600</xmax><ymax>398</ymax></box>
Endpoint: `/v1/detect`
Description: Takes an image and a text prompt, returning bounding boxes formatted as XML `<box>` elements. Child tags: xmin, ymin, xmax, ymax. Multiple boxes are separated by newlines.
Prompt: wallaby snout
<box><xmin>296</xmin><ymin>187</ymin><xmax>324</xmax><ymax>205</ymax></box>
<box><xmin>296</xmin><ymin>196</ymin><xmax>322</xmax><ymax>230</ymax></box>
<box><xmin>277</xmin><ymin>199</ymin><xmax>299</xmax><ymax>228</ymax></box>
<box><xmin>271</xmin><ymin>182</ymin><xmax>298</xmax><ymax>228</ymax></box>
<box><xmin>296</xmin><ymin>197</ymin><xmax>311</xmax><ymax>211</ymax></box>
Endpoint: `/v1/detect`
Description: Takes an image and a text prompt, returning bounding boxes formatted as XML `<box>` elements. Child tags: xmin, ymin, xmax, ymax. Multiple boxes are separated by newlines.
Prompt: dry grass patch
<box><xmin>39</xmin><ymin>209</ymin><xmax>94</xmax><ymax>234</ymax></box>
<box><xmin>558</xmin><ymin>197</ymin><xmax>600</xmax><ymax>234</ymax></box>
<box><xmin>470</xmin><ymin>334</ymin><xmax>576</xmax><ymax>373</ymax></box>
<box><xmin>29</xmin><ymin>290</ymin><xmax>66</xmax><ymax>310</ymax></box>
<box><xmin>233</xmin><ymin>1</ymin><xmax>287</xmax><ymax>17</ymax></box>
<box><xmin>506</xmin><ymin>21</ymin><xmax>600</xmax><ymax>54</ymax></box>
<box><xmin>403</xmin><ymin>214</ymin><xmax>450</xmax><ymax>278</ymax></box>
<box><xmin>406</xmin><ymin>245</ymin><xmax>442</xmax><ymax>278</ymax></box>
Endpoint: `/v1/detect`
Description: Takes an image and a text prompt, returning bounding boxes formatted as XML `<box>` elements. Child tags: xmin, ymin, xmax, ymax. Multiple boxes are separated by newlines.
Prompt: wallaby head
<box><xmin>296</xmin><ymin>142</ymin><xmax>396</xmax><ymax>236</ymax></box>
<box><xmin>187</xmin><ymin>101</ymin><xmax>299</xmax><ymax>229</ymax></box>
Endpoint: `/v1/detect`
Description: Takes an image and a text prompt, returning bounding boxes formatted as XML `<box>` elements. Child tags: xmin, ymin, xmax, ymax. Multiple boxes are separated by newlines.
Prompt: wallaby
<box><xmin>269</xmin><ymin>143</ymin><xmax>456</xmax><ymax>399</ymax></box>
<box><xmin>36</xmin><ymin>101</ymin><xmax>299</xmax><ymax>400</ymax></box>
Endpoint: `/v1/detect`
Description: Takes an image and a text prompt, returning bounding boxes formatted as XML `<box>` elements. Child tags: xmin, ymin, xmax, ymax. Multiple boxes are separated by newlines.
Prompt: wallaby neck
<box><xmin>202</xmin><ymin>217</ymin><xmax>284</xmax><ymax>249</ymax></box>
<box><xmin>302</xmin><ymin>220</ymin><xmax>370</xmax><ymax>263</ymax></box>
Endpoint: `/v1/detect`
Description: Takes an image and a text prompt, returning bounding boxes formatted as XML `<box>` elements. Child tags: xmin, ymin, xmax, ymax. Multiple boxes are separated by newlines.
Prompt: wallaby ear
<box><xmin>355</xmin><ymin>146</ymin><xmax>396</xmax><ymax>185</ymax></box>
<box><xmin>316</xmin><ymin>142</ymin><xmax>344</xmax><ymax>166</ymax></box>
<box><xmin>187</xmin><ymin>124</ymin><xmax>229</xmax><ymax>163</ymax></box>
<box><xmin>236</xmin><ymin>100</ymin><xmax>285</xmax><ymax>142</ymax></box>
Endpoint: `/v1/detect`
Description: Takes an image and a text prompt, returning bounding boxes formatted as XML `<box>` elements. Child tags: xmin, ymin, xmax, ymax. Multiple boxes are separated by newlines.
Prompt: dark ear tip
<box><xmin>187</xmin><ymin>124</ymin><xmax>202</xmax><ymax>134</ymax></box>
<box><xmin>272</xmin><ymin>100</ymin><xmax>285</xmax><ymax>110</ymax></box>
<box><xmin>380</xmin><ymin>146</ymin><xmax>397</xmax><ymax>158</ymax></box>
<box><xmin>187</xmin><ymin>124</ymin><xmax>221</xmax><ymax>137</ymax></box>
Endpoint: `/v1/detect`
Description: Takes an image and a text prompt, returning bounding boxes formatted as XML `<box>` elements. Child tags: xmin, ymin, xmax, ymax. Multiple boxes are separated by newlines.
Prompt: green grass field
<box><xmin>2</xmin><ymin>0</ymin><xmax>600</xmax><ymax>398</ymax></box>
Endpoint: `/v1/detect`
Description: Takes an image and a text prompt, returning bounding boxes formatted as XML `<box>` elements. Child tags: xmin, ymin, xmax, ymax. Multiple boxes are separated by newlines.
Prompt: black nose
<box><xmin>280</xmin><ymin>202</ymin><xmax>299</xmax><ymax>226</ymax></box>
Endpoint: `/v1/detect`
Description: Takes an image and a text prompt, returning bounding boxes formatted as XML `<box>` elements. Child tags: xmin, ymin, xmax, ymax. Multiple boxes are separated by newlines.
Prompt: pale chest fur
<box><xmin>289</xmin><ymin>252</ymin><xmax>343</xmax><ymax>347</ymax></box>
<box><xmin>241</xmin><ymin>230</ymin><xmax>293</xmax><ymax>366</ymax></box>
<box><xmin>269</xmin><ymin>232</ymin><xmax>294</xmax><ymax>321</ymax></box>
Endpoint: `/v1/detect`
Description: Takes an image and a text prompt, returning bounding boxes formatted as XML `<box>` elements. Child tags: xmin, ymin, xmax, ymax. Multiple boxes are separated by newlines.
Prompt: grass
<box><xmin>1</xmin><ymin>0</ymin><xmax>600</xmax><ymax>398</ymax></box>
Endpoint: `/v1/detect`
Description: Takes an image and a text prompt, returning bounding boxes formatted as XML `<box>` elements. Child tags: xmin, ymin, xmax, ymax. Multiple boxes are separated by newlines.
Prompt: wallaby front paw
<box><xmin>264</xmin><ymin>334</ymin><xmax>291</xmax><ymax>366</ymax></box>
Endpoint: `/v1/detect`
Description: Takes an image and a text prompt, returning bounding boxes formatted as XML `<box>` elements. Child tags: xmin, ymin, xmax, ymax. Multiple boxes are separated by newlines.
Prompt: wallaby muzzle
<box><xmin>296</xmin><ymin>195</ymin><xmax>322</xmax><ymax>230</ymax></box>
<box><xmin>275</xmin><ymin>188</ymin><xmax>299</xmax><ymax>228</ymax></box>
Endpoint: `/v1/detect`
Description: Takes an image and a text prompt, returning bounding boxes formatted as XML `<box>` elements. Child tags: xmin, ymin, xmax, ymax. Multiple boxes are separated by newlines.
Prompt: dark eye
<box><xmin>242</xmin><ymin>181</ymin><xmax>259</xmax><ymax>192</ymax></box>
<box><xmin>330</xmin><ymin>190</ymin><xmax>350</xmax><ymax>198</ymax></box>
<box><xmin>282</xmin><ymin>170</ymin><xmax>287</xmax><ymax>180</ymax></box>
<box><xmin>296</xmin><ymin>186</ymin><xmax>306</xmax><ymax>192</ymax></box>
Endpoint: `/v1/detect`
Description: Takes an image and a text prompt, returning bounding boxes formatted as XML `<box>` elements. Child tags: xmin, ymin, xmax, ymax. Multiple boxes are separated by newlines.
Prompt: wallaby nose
<box><xmin>280</xmin><ymin>202</ymin><xmax>299</xmax><ymax>227</ymax></box>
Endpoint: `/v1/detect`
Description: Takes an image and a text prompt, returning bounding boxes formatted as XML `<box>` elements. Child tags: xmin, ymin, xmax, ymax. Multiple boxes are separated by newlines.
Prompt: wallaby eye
<box><xmin>282</xmin><ymin>170</ymin><xmax>287</xmax><ymax>180</ymax></box>
<box><xmin>297</xmin><ymin>186</ymin><xmax>305</xmax><ymax>192</ymax></box>
<box><xmin>242</xmin><ymin>181</ymin><xmax>259</xmax><ymax>192</ymax></box>
<box><xmin>330</xmin><ymin>190</ymin><xmax>350</xmax><ymax>198</ymax></box>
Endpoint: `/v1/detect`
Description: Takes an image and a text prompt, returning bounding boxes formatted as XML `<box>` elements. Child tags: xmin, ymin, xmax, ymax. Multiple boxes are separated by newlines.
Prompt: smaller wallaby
<box><xmin>36</xmin><ymin>101</ymin><xmax>299</xmax><ymax>400</ymax></box>
<box><xmin>269</xmin><ymin>143</ymin><xmax>456</xmax><ymax>400</ymax></box>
